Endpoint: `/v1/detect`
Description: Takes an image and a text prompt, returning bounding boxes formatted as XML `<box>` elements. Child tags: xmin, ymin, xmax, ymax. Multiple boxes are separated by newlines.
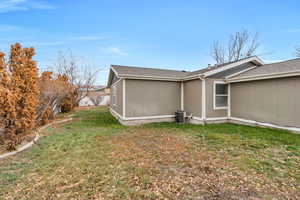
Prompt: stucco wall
<box><xmin>110</xmin><ymin>79</ymin><xmax>123</xmax><ymax>116</ymax></box>
<box><xmin>183</xmin><ymin>79</ymin><xmax>202</xmax><ymax>118</ymax></box>
<box><xmin>231</xmin><ymin>76</ymin><xmax>300</xmax><ymax>128</ymax></box>
<box><xmin>205</xmin><ymin>78</ymin><xmax>227</xmax><ymax>118</ymax></box>
<box><xmin>125</xmin><ymin>79</ymin><xmax>181</xmax><ymax>117</ymax></box>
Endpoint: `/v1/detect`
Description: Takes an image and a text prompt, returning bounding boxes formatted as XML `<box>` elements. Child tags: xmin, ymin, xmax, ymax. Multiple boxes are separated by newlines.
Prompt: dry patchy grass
<box><xmin>0</xmin><ymin>107</ymin><xmax>299</xmax><ymax>199</ymax></box>
<box><xmin>107</xmin><ymin>129</ymin><xmax>299</xmax><ymax>199</ymax></box>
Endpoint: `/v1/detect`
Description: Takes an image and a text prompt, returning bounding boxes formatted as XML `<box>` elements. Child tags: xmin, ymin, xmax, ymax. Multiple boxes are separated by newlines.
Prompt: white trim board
<box><xmin>230</xmin><ymin>117</ymin><xmax>300</xmax><ymax>133</ymax></box>
<box><xmin>107</xmin><ymin>67</ymin><xmax>120</xmax><ymax>87</ymax></box>
<box><xmin>184</xmin><ymin>75</ymin><xmax>202</xmax><ymax>81</ymax></box>
<box><xmin>124</xmin><ymin>115</ymin><xmax>175</xmax><ymax>121</ymax></box>
<box><xmin>206</xmin><ymin>117</ymin><xmax>228</xmax><ymax>121</ymax></box>
<box><xmin>110</xmin><ymin>108</ymin><xmax>300</xmax><ymax>133</ymax></box>
<box><xmin>110</xmin><ymin>107</ymin><xmax>124</xmax><ymax>120</ymax></box>
<box><xmin>193</xmin><ymin>116</ymin><xmax>204</xmax><ymax>121</ymax></box>
<box><xmin>110</xmin><ymin>66</ymin><xmax>120</xmax><ymax>77</ymax></box>
<box><xmin>110</xmin><ymin>108</ymin><xmax>175</xmax><ymax>121</ymax></box>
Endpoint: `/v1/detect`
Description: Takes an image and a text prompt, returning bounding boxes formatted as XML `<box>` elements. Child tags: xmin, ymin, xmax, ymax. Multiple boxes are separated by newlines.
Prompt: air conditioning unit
<box><xmin>175</xmin><ymin>110</ymin><xmax>186</xmax><ymax>123</ymax></box>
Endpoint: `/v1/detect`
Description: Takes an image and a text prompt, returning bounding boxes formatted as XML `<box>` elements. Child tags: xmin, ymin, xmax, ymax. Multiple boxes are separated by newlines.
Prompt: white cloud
<box><xmin>28</xmin><ymin>0</ymin><xmax>55</xmax><ymax>9</ymax></box>
<box><xmin>23</xmin><ymin>41</ymin><xmax>64</xmax><ymax>47</ymax></box>
<box><xmin>69</xmin><ymin>36</ymin><xmax>108</xmax><ymax>41</ymax></box>
<box><xmin>102</xmin><ymin>47</ymin><xmax>128</xmax><ymax>56</ymax></box>
<box><xmin>0</xmin><ymin>25</ymin><xmax>20</xmax><ymax>31</ymax></box>
<box><xmin>0</xmin><ymin>0</ymin><xmax>55</xmax><ymax>13</ymax></box>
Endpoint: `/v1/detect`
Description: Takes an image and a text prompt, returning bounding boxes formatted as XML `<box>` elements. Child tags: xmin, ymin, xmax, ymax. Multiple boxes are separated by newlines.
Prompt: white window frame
<box><xmin>213</xmin><ymin>81</ymin><xmax>228</xmax><ymax>110</ymax></box>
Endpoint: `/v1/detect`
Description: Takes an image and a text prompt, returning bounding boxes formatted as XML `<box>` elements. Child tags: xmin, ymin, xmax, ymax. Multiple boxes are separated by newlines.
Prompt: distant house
<box><xmin>79</xmin><ymin>86</ymin><xmax>110</xmax><ymax>106</ymax></box>
<box><xmin>107</xmin><ymin>56</ymin><xmax>300</xmax><ymax>132</ymax></box>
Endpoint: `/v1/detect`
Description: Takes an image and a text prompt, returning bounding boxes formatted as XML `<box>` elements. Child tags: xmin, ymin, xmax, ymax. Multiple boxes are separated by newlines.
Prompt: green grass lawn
<box><xmin>0</xmin><ymin>107</ymin><xmax>299</xmax><ymax>199</ymax></box>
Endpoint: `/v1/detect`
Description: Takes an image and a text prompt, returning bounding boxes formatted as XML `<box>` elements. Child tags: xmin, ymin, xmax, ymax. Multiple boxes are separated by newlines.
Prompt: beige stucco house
<box><xmin>107</xmin><ymin>56</ymin><xmax>300</xmax><ymax>132</ymax></box>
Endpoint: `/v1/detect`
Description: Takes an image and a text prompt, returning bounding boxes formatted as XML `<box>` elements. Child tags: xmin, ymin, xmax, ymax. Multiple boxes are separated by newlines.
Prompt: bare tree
<box><xmin>36</xmin><ymin>71</ymin><xmax>72</xmax><ymax>124</ymax></box>
<box><xmin>211</xmin><ymin>30</ymin><xmax>260</xmax><ymax>64</ymax></box>
<box><xmin>55</xmin><ymin>51</ymin><xmax>100</xmax><ymax>106</ymax></box>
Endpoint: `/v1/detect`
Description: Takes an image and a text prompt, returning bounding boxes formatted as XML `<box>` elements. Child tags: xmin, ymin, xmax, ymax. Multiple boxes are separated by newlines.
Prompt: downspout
<box><xmin>180</xmin><ymin>81</ymin><xmax>184</xmax><ymax>111</ymax></box>
<box><xmin>122</xmin><ymin>79</ymin><xmax>126</xmax><ymax>120</ymax></box>
<box><xmin>199</xmin><ymin>75</ymin><xmax>206</xmax><ymax>125</ymax></box>
<box><xmin>225</xmin><ymin>79</ymin><xmax>231</xmax><ymax>120</ymax></box>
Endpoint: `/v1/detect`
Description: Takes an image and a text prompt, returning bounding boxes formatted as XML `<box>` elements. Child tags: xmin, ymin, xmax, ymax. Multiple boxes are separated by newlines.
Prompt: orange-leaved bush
<box><xmin>0</xmin><ymin>52</ymin><xmax>18</xmax><ymax>149</ymax></box>
<box><xmin>9</xmin><ymin>43</ymin><xmax>39</xmax><ymax>135</ymax></box>
<box><xmin>0</xmin><ymin>43</ymin><xmax>39</xmax><ymax>150</ymax></box>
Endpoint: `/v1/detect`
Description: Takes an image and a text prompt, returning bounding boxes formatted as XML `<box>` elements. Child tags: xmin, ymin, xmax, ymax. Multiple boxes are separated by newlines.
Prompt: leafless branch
<box><xmin>211</xmin><ymin>41</ymin><xmax>225</xmax><ymax>65</ymax></box>
<box><xmin>54</xmin><ymin>51</ymin><xmax>102</xmax><ymax>106</ymax></box>
<box><xmin>211</xmin><ymin>29</ymin><xmax>260</xmax><ymax>64</ymax></box>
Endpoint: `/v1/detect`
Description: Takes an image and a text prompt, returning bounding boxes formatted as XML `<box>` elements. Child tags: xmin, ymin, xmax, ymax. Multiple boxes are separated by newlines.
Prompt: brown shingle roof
<box><xmin>111</xmin><ymin>56</ymin><xmax>263</xmax><ymax>80</ymax></box>
<box><xmin>230</xmin><ymin>58</ymin><xmax>300</xmax><ymax>79</ymax></box>
<box><xmin>111</xmin><ymin>65</ymin><xmax>191</xmax><ymax>79</ymax></box>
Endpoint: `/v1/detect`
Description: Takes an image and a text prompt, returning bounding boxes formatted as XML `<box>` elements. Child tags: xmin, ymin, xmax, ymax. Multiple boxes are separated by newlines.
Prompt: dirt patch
<box><xmin>108</xmin><ymin>129</ymin><xmax>300</xmax><ymax>199</ymax></box>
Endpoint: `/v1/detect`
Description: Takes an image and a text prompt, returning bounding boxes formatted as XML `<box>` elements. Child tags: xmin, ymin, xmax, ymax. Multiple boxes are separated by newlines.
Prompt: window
<box><xmin>112</xmin><ymin>85</ymin><xmax>117</xmax><ymax>106</ymax></box>
<box><xmin>214</xmin><ymin>82</ymin><xmax>228</xmax><ymax>109</ymax></box>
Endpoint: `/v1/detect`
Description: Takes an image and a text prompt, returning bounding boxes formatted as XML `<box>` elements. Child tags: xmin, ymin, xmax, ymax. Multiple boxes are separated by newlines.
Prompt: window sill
<box><xmin>213</xmin><ymin>107</ymin><xmax>228</xmax><ymax>110</ymax></box>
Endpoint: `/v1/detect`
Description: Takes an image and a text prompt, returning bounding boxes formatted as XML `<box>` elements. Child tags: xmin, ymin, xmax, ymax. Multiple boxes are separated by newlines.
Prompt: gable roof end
<box><xmin>203</xmin><ymin>56</ymin><xmax>264</xmax><ymax>77</ymax></box>
<box><xmin>107</xmin><ymin>68</ymin><xmax>120</xmax><ymax>87</ymax></box>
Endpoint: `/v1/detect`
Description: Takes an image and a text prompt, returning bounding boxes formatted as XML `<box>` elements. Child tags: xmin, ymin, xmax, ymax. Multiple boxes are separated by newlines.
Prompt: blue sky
<box><xmin>1</xmin><ymin>0</ymin><xmax>300</xmax><ymax>84</ymax></box>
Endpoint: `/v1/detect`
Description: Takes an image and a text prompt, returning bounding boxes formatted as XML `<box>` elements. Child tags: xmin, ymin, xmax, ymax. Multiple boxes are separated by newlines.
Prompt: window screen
<box><xmin>215</xmin><ymin>83</ymin><xmax>228</xmax><ymax>109</ymax></box>
<box><xmin>112</xmin><ymin>85</ymin><xmax>117</xmax><ymax>106</ymax></box>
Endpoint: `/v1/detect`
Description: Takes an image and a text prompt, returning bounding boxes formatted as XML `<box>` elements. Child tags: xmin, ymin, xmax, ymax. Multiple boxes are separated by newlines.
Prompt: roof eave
<box><xmin>227</xmin><ymin>70</ymin><xmax>300</xmax><ymax>83</ymax></box>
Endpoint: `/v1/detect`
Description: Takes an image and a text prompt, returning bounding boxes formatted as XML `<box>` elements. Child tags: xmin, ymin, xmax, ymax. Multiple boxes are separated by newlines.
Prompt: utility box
<box><xmin>175</xmin><ymin>110</ymin><xmax>186</xmax><ymax>123</ymax></box>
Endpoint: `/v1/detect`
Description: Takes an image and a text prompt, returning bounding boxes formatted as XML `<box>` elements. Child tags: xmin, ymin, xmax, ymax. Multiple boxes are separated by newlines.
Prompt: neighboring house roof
<box><xmin>228</xmin><ymin>58</ymin><xmax>300</xmax><ymax>82</ymax></box>
<box><xmin>94</xmin><ymin>86</ymin><xmax>107</xmax><ymax>92</ymax></box>
<box><xmin>107</xmin><ymin>56</ymin><xmax>264</xmax><ymax>85</ymax></box>
<box><xmin>78</xmin><ymin>85</ymin><xmax>106</xmax><ymax>91</ymax></box>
